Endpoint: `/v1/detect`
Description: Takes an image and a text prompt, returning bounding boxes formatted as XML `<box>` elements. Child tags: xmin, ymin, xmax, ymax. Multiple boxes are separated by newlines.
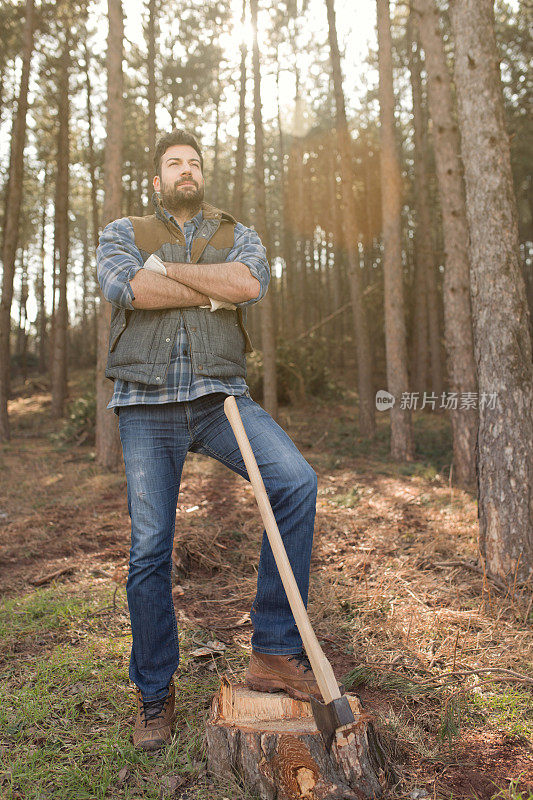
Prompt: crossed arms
<box><xmin>96</xmin><ymin>217</ymin><xmax>269</xmax><ymax>313</ymax></box>
<box><xmin>129</xmin><ymin>260</ymin><xmax>260</xmax><ymax>310</ymax></box>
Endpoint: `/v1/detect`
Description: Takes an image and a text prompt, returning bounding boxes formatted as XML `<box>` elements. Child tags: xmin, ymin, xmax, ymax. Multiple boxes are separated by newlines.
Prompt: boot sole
<box><xmin>245</xmin><ymin>675</ymin><xmax>319</xmax><ymax>702</ymax></box>
<box><xmin>134</xmin><ymin>736</ymin><xmax>169</xmax><ymax>751</ymax></box>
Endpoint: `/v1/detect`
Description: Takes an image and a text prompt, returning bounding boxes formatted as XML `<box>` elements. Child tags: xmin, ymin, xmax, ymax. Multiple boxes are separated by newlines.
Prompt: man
<box><xmin>97</xmin><ymin>129</ymin><xmax>322</xmax><ymax>751</ymax></box>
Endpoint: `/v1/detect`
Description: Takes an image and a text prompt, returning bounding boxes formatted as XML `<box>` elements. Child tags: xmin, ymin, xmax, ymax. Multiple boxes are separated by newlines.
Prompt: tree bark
<box><xmin>450</xmin><ymin>0</ymin><xmax>533</xmax><ymax>583</ymax></box>
<box><xmin>0</xmin><ymin>0</ymin><xmax>35</xmax><ymax>441</ymax></box>
<box><xmin>84</xmin><ymin>41</ymin><xmax>100</xmax><ymax>250</ymax></box>
<box><xmin>16</xmin><ymin>254</ymin><xmax>28</xmax><ymax>365</ymax></box>
<box><xmin>206</xmin><ymin>678</ymin><xmax>386</xmax><ymax>799</ymax></box>
<box><xmin>251</xmin><ymin>0</ymin><xmax>277</xmax><ymax>418</ymax></box>
<box><xmin>294</xmin><ymin>102</ymin><xmax>308</xmax><ymax>336</ymax></box>
<box><xmin>0</xmin><ymin>65</ymin><xmax>5</xmax><ymax>124</ymax></box>
<box><xmin>16</xmin><ymin>256</ymin><xmax>29</xmax><ymax>383</ymax></box>
<box><xmin>96</xmin><ymin>0</ymin><xmax>124</xmax><ymax>470</ymax></box>
<box><xmin>37</xmin><ymin>164</ymin><xmax>48</xmax><ymax>374</ymax></box>
<box><xmin>325</xmin><ymin>0</ymin><xmax>375</xmax><ymax>437</ymax></box>
<box><xmin>327</xmin><ymin>148</ymin><xmax>342</xmax><ymax>321</ymax></box>
<box><xmin>212</xmin><ymin>90</ymin><xmax>221</xmax><ymax>208</ymax></box>
<box><xmin>376</xmin><ymin>0</ymin><xmax>415</xmax><ymax>460</ymax></box>
<box><xmin>49</xmin><ymin>240</ymin><xmax>57</xmax><ymax>374</ymax></box>
<box><xmin>408</xmin><ymin>12</ymin><xmax>434</xmax><ymax>396</ymax></box>
<box><xmin>276</xmin><ymin>57</ymin><xmax>294</xmax><ymax>339</ymax></box>
<box><xmin>232</xmin><ymin>0</ymin><xmax>247</xmax><ymax>220</ymax></box>
<box><xmin>80</xmin><ymin>216</ymin><xmax>89</xmax><ymax>354</ymax></box>
<box><xmin>146</xmin><ymin>0</ymin><xmax>157</xmax><ymax>178</ymax></box>
<box><xmin>413</xmin><ymin>0</ymin><xmax>477</xmax><ymax>486</ymax></box>
<box><xmin>51</xmin><ymin>35</ymin><xmax>71</xmax><ymax>418</ymax></box>
<box><xmin>327</xmin><ymin>121</ymin><xmax>345</xmax><ymax>362</ymax></box>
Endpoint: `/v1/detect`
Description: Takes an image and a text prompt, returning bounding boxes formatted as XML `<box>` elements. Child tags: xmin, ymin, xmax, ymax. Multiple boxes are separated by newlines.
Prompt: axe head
<box><xmin>310</xmin><ymin>694</ymin><xmax>355</xmax><ymax>750</ymax></box>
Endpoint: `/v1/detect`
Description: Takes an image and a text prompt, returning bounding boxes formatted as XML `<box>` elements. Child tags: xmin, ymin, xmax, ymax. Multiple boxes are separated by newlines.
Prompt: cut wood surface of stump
<box><xmin>206</xmin><ymin>677</ymin><xmax>387</xmax><ymax>799</ymax></box>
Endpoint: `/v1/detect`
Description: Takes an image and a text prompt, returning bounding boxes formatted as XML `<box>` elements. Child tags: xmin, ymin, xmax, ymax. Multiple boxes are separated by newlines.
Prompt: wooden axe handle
<box><xmin>224</xmin><ymin>395</ymin><xmax>341</xmax><ymax>704</ymax></box>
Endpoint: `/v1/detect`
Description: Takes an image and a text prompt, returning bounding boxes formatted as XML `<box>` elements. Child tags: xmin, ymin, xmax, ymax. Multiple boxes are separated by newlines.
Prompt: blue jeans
<box><xmin>118</xmin><ymin>393</ymin><xmax>317</xmax><ymax>700</ymax></box>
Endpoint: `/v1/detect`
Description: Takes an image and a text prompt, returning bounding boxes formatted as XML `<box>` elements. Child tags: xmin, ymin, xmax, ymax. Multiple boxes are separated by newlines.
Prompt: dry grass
<box><xmin>0</xmin><ymin>373</ymin><xmax>532</xmax><ymax>799</ymax></box>
<box><xmin>309</xmin><ymin>465</ymin><xmax>533</xmax><ymax>677</ymax></box>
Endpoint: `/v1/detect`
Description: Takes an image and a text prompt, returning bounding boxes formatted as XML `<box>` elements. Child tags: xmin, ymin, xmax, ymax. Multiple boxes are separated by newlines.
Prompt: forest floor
<box><xmin>0</xmin><ymin>369</ymin><xmax>532</xmax><ymax>800</ymax></box>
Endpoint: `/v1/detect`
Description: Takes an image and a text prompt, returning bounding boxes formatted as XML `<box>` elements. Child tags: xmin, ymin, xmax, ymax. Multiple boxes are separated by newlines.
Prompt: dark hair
<box><xmin>153</xmin><ymin>130</ymin><xmax>203</xmax><ymax>176</ymax></box>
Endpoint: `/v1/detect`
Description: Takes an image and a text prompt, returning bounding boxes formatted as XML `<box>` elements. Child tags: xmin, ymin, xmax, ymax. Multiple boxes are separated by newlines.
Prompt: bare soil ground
<box><xmin>1</xmin><ymin>370</ymin><xmax>532</xmax><ymax>800</ymax></box>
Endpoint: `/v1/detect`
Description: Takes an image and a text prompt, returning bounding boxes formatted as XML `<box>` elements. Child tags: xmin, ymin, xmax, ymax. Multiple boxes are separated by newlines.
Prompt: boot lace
<box><xmin>141</xmin><ymin>694</ymin><xmax>168</xmax><ymax>726</ymax></box>
<box><xmin>287</xmin><ymin>651</ymin><xmax>313</xmax><ymax>674</ymax></box>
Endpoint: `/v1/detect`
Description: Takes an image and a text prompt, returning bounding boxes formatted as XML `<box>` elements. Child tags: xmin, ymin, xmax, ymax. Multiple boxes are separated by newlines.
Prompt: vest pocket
<box><xmin>196</xmin><ymin>308</ymin><xmax>247</xmax><ymax>369</ymax></box>
<box><xmin>109</xmin><ymin>307</ymin><xmax>127</xmax><ymax>353</ymax></box>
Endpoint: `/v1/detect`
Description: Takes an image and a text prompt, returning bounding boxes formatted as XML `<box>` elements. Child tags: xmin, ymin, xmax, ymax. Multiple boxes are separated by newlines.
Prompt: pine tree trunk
<box><xmin>81</xmin><ymin>219</ymin><xmax>89</xmax><ymax>353</ymax></box>
<box><xmin>96</xmin><ymin>0</ymin><xmax>124</xmax><ymax>470</ymax></box>
<box><xmin>51</xmin><ymin>36</ymin><xmax>71</xmax><ymax>418</ymax></box>
<box><xmin>276</xmin><ymin>58</ymin><xmax>294</xmax><ymax>340</ymax></box>
<box><xmin>146</xmin><ymin>0</ymin><xmax>157</xmax><ymax>178</ymax></box>
<box><xmin>327</xmin><ymin>148</ymin><xmax>342</xmax><ymax>321</ymax></box>
<box><xmin>84</xmin><ymin>42</ymin><xmax>100</xmax><ymax>249</ymax></box>
<box><xmin>302</xmin><ymin>238</ymin><xmax>311</xmax><ymax>334</ymax></box>
<box><xmin>287</xmin><ymin>84</ymin><xmax>308</xmax><ymax>338</ymax></box>
<box><xmin>232</xmin><ymin>0</ymin><xmax>247</xmax><ymax>220</ymax></box>
<box><xmin>426</xmin><ymin>258</ymin><xmax>444</xmax><ymax>398</ymax></box>
<box><xmin>135</xmin><ymin>165</ymin><xmax>145</xmax><ymax>215</ymax></box>
<box><xmin>251</xmin><ymin>0</ymin><xmax>277</xmax><ymax>418</ymax></box>
<box><xmin>19</xmin><ymin>261</ymin><xmax>28</xmax><ymax>382</ymax></box>
<box><xmin>0</xmin><ymin>0</ymin><xmax>35</xmax><ymax>441</ymax></box>
<box><xmin>16</xmin><ymin>255</ymin><xmax>28</xmax><ymax>362</ymax></box>
<box><xmin>450</xmin><ymin>0</ymin><xmax>533</xmax><ymax>582</ymax></box>
<box><xmin>49</xmin><ymin>246</ymin><xmax>57</xmax><ymax>376</ymax></box>
<box><xmin>408</xmin><ymin>13</ymin><xmax>433</xmax><ymax>396</ymax></box>
<box><xmin>38</xmin><ymin>165</ymin><xmax>48</xmax><ymax>374</ymax></box>
<box><xmin>376</xmin><ymin>0</ymin><xmax>415</xmax><ymax>460</ymax></box>
<box><xmin>328</xmin><ymin>129</ymin><xmax>345</xmax><ymax>362</ymax></box>
<box><xmin>0</xmin><ymin>65</ymin><xmax>5</xmax><ymax>123</ymax></box>
<box><xmin>361</xmin><ymin>134</ymin><xmax>375</xmax><ymax>300</ymax></box>
<box><xmin>325</xmin><ymin>0</ymin><xmax>375</xmax><ymax>437</ymax></box>
<box><xmin>284</xmin><ymin>141</ymin><xmax>299</xmax><ymax>339</ymax></box>
<box><xmin>523</xmin><ymin>242</ymin><xmax>533</xmax><ymax>342</ymax></box>
<box><xmin>212</xmin><ymin>91</ymin><xmax>221</xmax><ymax>208</ymax></box>
<box><xmin>295</xmin><ymin>137</ymin><xmax>307</xmax><ymax>335</ymax></box>
<box><xmin>413</xmin><ymin>0</ymin><xmax>477</xmax><ymax>486</ymax></box>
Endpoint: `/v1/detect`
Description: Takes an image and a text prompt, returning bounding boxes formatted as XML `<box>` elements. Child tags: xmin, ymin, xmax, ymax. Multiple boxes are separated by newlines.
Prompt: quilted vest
<box><xmin>105</xmin><ymin>200</ymin><xmax>254</xmax><ymax>385</ymax></box>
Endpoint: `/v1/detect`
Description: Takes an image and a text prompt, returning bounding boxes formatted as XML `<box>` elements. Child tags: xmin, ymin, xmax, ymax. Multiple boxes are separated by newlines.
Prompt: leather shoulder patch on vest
<box><xmin>129</xmin><ymin>215</ymin><xmax>183</xmax><ymax>253</ymax></box>
<box><xmin>190</xmin><ymin>220</ymin><xmax>236</xmax><ymax>263</ymax></box>
<box><xmin>207</xmin><ymin>221</ymin><xmax>236</xmax><ymax>250</ymax></box>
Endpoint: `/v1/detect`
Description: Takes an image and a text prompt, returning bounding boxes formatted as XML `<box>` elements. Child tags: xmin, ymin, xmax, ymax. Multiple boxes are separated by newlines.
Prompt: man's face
<box><xmin>153</xmin><ymin>144</ymin><xmax>204</xmax><ymax>212</ymax></box>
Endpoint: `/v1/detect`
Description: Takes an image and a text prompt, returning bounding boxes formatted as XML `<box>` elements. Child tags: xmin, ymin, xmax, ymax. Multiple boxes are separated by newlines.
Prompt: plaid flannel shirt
<box><xmin>96</xmin><ymin>205</ymin><xmax>270</xmax><ymax>413</ymax></box>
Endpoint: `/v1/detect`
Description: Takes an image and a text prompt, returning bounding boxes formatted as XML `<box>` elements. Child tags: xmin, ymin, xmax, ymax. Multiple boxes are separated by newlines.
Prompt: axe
<box><xmin>224</xmin><ymin>395</ymin><xmax>356</xmax><ymax>749</ymax></box>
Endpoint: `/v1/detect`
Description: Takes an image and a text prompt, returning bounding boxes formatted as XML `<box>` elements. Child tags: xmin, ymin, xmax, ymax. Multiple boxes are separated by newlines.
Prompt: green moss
<box><xmin>0</xmin><ymin>584</ymin><xmax>254</xmax><ymax>799</ymax></box>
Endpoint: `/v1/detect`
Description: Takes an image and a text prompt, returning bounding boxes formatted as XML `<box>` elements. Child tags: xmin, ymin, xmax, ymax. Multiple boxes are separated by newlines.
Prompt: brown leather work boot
<box><xmin>245</xmin><ymin>651</ymin><xmax>324</xmax><ymax>701</ymax></box>
<box><xmin>133</xmin><ymin>678</ymin><xmax>175</xmax><ymax>751</ymax></box>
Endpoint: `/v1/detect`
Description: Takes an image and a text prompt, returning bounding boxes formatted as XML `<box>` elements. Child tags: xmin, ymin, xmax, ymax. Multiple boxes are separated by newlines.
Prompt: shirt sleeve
<box><xmin>96</xmin><ymin>218</ymin><xmax>144</xmax><ymax>310</ymax></box>
<box><xmin>227</xmin><ymin>222</ymin><xmax>271</xmax><ymax>307</ymax></box>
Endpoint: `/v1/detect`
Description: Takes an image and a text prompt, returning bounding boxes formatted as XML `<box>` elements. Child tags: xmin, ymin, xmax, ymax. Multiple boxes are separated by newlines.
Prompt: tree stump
<box><xmin>206</xmin><ymin>677</ymin><xmax>387</xmax><ymax>799</ymax></box>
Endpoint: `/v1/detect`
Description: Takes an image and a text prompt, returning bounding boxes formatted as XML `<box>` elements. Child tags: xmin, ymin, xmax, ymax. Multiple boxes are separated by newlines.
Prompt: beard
<box><xmin>160</xmin><ymin>178</ymin><xmax>205</xmax><ymax>215</ymax></box>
